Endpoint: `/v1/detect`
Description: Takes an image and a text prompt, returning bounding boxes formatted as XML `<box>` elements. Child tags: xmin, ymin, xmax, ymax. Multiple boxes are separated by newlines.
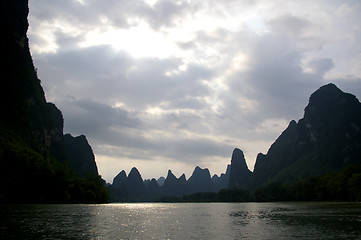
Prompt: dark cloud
<box><xmin>268</xmin><ymin>14</ymin><xmax>312</xmax><ymax>37</ymax></box>
<box><xmin>92</xmin><ymin>132</ymin><xmax>233</xmax><ymax>165</ymax></box>
<box><xmin>35</xmin><ymin>44</ymin><xmax>214</xmax><ymax>111</ymax></box>
<box><xmin>59</xmin><ymin>98</ymin><xmax>142</xmax><ymax>135</ymax></box>
<box><xmin>58</xmin><ymin>97</ymin><xmax>232</xmax><ymax>164</ymax></box>
<box><xmin>226</xmin><ymin>24</ymin><xmax>326</xmax><ymax>124</ymax></box>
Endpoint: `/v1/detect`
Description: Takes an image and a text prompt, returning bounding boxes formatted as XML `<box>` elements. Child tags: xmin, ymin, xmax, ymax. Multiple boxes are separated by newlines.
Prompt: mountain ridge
<box><xmin>108</xmin><ymin>83</ymin><xmax>361</xmax><ymax>201</ymax></box>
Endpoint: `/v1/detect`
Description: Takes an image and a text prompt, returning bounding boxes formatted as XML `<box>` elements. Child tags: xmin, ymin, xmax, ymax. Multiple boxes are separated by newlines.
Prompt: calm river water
<box><xmin>1</xmin><ymin>202</ymin><xmax>361</xmax><ymax>239</ymax></box>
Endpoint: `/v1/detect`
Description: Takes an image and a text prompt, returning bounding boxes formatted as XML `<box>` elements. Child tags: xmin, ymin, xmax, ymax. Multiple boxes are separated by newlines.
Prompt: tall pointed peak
<box><xmin>166</xmin><ymin>169</ymin><xmax>176</xmax><ymax>180</ymax></box>
<box><xmin>192</xmin><ymin>166</ymin><xmax>202</xmax><ymax>174</ymax></box>
<box><xmin>118</xmin><ymin>170</ymin><xmax>127</xmax><ymax>177</ymax></box>
<box><xmin>228</xmin><ymin>148</ymin><xmax>251</xmax><ymax>189</ymax></box>
<box><xmin>231</xmin><ymin>148</ymin><xmax>245</xmax><ymax>165</ymax></box>
<box><xmin>129</xmin><ymin>167</ymin><xmax>140</xmax><ymax>175</ymax></box>
<box><xmin>128</xmin><ymin>167</ymin><xmax>143</xmax><ymax>182</ymax></box>
<box><xmin>179</xmin><ymin>174</ymin><xmax>187</xmax><ymax>183</ymax></box>
<box><xmin>112</xmin><ymin>170</ymin><xmax>127</xmax><ymax>186</ymax></box>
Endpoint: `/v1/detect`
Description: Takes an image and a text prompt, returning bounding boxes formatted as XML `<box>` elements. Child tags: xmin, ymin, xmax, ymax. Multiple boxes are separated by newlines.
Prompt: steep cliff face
<box><xmin>64</xmin><ymin>134</ymin><xmax>98</xmax><ymax>177</ymax></box>
<box><xmin>0</xmin><ymin>0</ymin><xmax>108</xmax><ymax>203</ymax></box>
<box><xmin>251</xmin><ymin>83</ymin><xmax>361</xmax><ymax>189</ymax></box>
<box><xmin>228</xmin><ymin>148</ymin><xmax>252</xmax><ymax>189</ymax></box>
<box><xmin>1</xmin><ymin>0</ymin><xmax>65</xmax><ymax>158</ymax></box>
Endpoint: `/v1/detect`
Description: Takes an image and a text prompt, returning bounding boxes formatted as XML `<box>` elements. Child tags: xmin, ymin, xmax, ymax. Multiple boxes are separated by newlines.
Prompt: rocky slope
<box><xmin>64</xmin><ymin>134</ymin><xmax>98</xmax><ymax>178</ymax></box>
<box><xmin>250</xmin><ymin>83</ymin><xmax>361</xmax><ymax>189</ymax></box>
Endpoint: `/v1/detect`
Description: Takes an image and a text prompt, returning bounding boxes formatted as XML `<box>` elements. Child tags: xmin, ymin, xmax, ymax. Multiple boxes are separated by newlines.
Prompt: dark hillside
<box><xmin>0</xmin><ymin>0</ymin><xmax>108</xmax><ymax>203</ymax></box>
<box><xmin>250</xmin><ymin>83</ymin><xmax>361</xmax><ymax>189</ymax></box>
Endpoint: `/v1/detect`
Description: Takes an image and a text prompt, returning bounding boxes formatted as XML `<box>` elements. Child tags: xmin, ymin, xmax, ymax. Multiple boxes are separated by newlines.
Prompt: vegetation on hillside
<box><xmin>0</xmin><ymin>127</ymin><xmax>109</xmax><ymax>203</ymax></box>
<box><xmin>253</xmin><ymin>164</ymin><xmax>361</xmax><ymax>202</ymax></box>
<box><xmin>0</xmin><ymin>0</ymin><xmax>109</xmax><ymax>204</ymax></box>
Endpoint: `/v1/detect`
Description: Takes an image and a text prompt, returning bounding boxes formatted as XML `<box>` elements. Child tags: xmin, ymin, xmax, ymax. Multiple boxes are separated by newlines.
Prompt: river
<box><xmin>1</xmin><ymin>202</ymin><xmax>361</xmax><ymax>239</ymax></box>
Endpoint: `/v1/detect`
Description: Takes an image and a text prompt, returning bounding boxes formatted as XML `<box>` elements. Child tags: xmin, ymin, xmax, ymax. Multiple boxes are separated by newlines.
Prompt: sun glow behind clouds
<box><xmin>80</xmin><ymin>22</ymin><xmax>181</xmax><ymax>58</ymax></box>
<box><xmin>78</xmin><ymin>5</ymin><xmax>270</xmax><ymax>61</ymax></box>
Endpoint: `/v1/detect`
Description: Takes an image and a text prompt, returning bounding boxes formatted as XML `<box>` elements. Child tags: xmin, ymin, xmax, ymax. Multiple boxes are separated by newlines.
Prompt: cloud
<box><xmin>223</xmin><ymin>14</ymin><xmax>333</xmax><ymax>123</ymax></box>
<box><xmin>29</xmin><ymin>0</ymin><xmax>361</xmax><ymax>182</ymax></box>
<box><xmin>143</xmin><ymin>0</ymin><xmax>191</xmax><ymax>29</ymax></box>
<box><xmin>62</xmin><ymin>98</ymin><xmax>142</xmax><ymax>132</ymax></box>
<box><xmin>34</xmin><ymin>44</ymin><xmax>214</xmax><ymax>111</ymax></box>
<box><xmin>307</xmin><ymin>58</ymin><xmax>335</xmax><ymax>76</ymax></box>
<box><xmin>268</xmin><ymin>14</ymin><xmax>313</xmax><ymax>38</ymax></box>
<box><xmin>59</xmin><ymin>97</ymin><xmax>233</xmax><ymax>168</ymax></box>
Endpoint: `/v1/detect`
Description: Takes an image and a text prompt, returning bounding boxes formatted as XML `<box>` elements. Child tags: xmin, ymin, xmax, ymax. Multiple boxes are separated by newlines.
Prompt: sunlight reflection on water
<box><xmin>1</xmin><ymin>202</ymin><xmax>361</xmax><ymax>239</ymax></box>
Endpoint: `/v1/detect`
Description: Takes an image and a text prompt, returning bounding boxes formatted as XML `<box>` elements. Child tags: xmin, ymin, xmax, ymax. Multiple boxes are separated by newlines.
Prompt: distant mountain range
<box><xmin>109</xmin><ymin>83</ymin><xmax>361</xmax><ymax>201</ymax></box>
<box><xmin>109</xmin><ymin>166</ymin><xmax>225</xmax><ymax>201</ymax></box>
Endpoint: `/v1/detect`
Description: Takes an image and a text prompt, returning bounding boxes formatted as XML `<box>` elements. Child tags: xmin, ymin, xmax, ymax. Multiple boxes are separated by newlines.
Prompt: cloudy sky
<box><xmin>28</xmin><ymin>0</ymin><xmax>361</xmax><ymax>183</ymax></box>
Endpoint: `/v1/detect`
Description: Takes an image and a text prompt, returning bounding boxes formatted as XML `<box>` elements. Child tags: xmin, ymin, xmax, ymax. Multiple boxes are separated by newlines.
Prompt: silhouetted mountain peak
<box><xmin>194</xmin><ymin>166</ymin><xmax>202</xmax><ymax>171</ymax></box>
<box><xmin>179</xmin><ymin>174</ymin><xmax>186</xmax><ymax>183</ymax></box>
<box><xmin>228</xmin><ymin>148</ymin><xmax>252</xmax><ymax>189</ymax></box>
<box><xmin>304</xmin><ymin>83</ymin><xmax>360</xmax><ymax>126</ymax></box>
<box><xmin>230</xmin><ymin>148</ymin><xmax>247</xmax><ymax>167</ymax></box>
<box><xmin>166</xmin><ymin>170</ymin><xmax>177</xmax><ymax>181</ymax></box>
<box><xmin>187</xmin><ymin>166</ymin><xmax>215</xmax><ymax>194</ymax></box>
<box><xmin>128</xmin><ymin>167</ymin><xmax>143</xmax><ymax>182</ymax></box>
<box><xmin>162</xmin><ymin>170</ymin><xmax>186</xmax><ymax>197</ymax></box>
<box><xmin>252</xmin><ymin>83</ymin><xmax>361</xmax><ymax>189</ymax></box>
<box><xmin>64</xmin><ymin>133</ymin><xmax>98</xmax><ymax>178</ymax></box>
<box><xmin>112</xmin><ymin>170</ymin><xmax>127</xmax><ymax>187</ymax></box>
<box><xmin>190</xmin><ymin>166</ymin><xmax>211</xmax><ymax>178</ymax></box>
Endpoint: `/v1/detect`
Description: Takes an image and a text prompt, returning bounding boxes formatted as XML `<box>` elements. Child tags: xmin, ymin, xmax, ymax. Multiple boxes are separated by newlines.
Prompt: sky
<box><xmin>28</xmin><ymin>0</ymin><xmax>361</xmax><ymax>183</ymax></box>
